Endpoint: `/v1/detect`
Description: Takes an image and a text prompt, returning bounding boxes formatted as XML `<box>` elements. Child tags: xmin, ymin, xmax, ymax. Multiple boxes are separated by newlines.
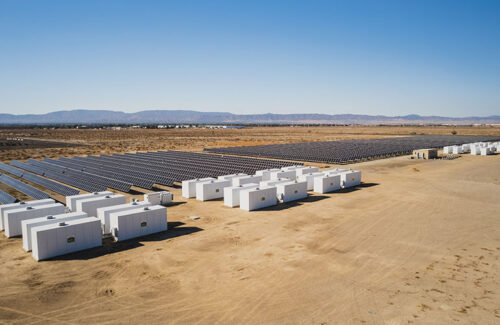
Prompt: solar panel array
<box><xmin>204</xmin><ymin>135</ymin><xmax>500</xmax><ymax>164</ymax></box>
<box><xmin>0</xmin><ymin>174</ymin><xmax>50</xmax><ymax>200</ymax></box>
<box><xmin>21</xmin><ymin>172</ymin><xmax>80</xmax><ymax>196</ymax></box>
<box><xmin>0</xmin><ymin>189</ymin><xmax>17</xmax><ymax>204</ymax></box>
<box><xmin>18</xmin><ymin>150</ymin><xmax>299</xmax><ymax>192</ymax></box>
<box><xmin>0</xmin><ymin>162</ymin><xmax>25</xmax><ymax>177</ymax></box>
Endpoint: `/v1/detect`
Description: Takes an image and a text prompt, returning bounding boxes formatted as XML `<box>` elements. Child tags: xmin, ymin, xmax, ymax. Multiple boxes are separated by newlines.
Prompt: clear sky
<box><xmin>0</xmin><ymin>0</ymin><xmax>499</xmax><ymax>117</ymax></box>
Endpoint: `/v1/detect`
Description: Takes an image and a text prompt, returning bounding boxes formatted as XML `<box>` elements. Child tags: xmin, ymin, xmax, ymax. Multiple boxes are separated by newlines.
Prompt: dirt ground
<box><xmin>0</xmin><ymin>148</ymin><xmax>499</xmax><ymax>323</ymax></box>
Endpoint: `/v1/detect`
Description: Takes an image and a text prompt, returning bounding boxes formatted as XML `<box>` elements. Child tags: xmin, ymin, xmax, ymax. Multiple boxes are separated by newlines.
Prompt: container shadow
<box><xmin>167</xmin><ymin>201</ymin><xmax>187</xmax><ymax>207</ymax></box>
<box><xmin>334</xmin><ymin>182</ymin><xmax>379</xmax><ymax>194</ymax></box>
<box><xmin>49</xmin><ymin>221</ymin><xmax>203</xmax><ymax>261</ymax></box>
<box><xmin>260</xmin><ymin>195</ymin><xmax>329</xmax><ymax>211</ymax></box>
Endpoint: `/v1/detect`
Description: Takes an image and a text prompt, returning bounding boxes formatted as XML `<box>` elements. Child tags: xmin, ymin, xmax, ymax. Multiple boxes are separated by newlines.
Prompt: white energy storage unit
<box><xmin>97</xmin><ymin>201</ymin><xmax>152</xmax><ymax>234</ymax></box>
<box><xmin>452</xmin><ymin>146</ymin><xmax>463</xmax><ymax>154</ymax></box>
<box><xmin>275</xmin><ymin>180</ymin><xmax>308</xmax><ymax>203</ymax></box>
<box><xmin>295</xmin><ymin>166</ymin><xmax>320</xmax><ymax>177</ymax></box>
<box><xmin>443</xmin><ymin>146</ymin><xmax>453</xmax><ymax>154</ymax></box>
<box><xmin>218</xmin><ymin>173</ymin><xmax>247</xmax><ymax>181</ymax></box>
<box><xmin>196</xmin><ymin>180</ymin><xmax>231</xmax><ymax>201</ymax></box>
<box><xmin>480</xmin><ymin>147</ymin><xmax>492</xmax><ymax>155</ymax></box>
<box><xmin>338</xmin><ymin>170</ymin><xmax>362</xmax><ymax>188</ymax></box>
<box><xmin>313</xmin><ymin>174</ymin><xmax>341</xmax><ymax>194</ymax></box>
<box><xmin>269</xmin><ymin>170</ymin><xmax>296</xmax><ymax>180</ymax></box>
<box><xmin>281</xmin><ymin>165</ymin><xmax>302</xmax><ymax>171</ymax></box>
<box><xmin>255</xmin><ymin>168</ymin><xmax>281</xmax><ymax>181</ymax></box>
<box><xmin>109</xmin><ymin>205</ymin><xmax>167</xmax><ymax>241</ymax></box>
<box><xmin>144</xmin><ymin>191</ymin><xmax>173</xmax><ymax>205</ymax></box>
<box><xmin>223</xmin><ymin>183</ymin><xmax>259</xmax><ymax>207</ymax></box>
<box><xmin>323</xmin><ymin>168</ymin><xmax>347</xmax><ymax>175</ymax></box>
<box><xmin>0</xmin><ymin>199</ymin><xmax>55</xmax><ymax>230</ymax></box>
<box><xmin>470</xmin><ymin>146</ymin><xmax>480</xmax><ymax>155</ymax></box>
<box><xmin>31</xmin><ymin>217</ymin><xmax>102</xmax><ymax>261</ymax></box>
<box><xmin>182</xmin><ymin>178</ymin><xmax>216</xmax><ymax>198</ymax></box>
<box><xmin>75</xmin><ymin>194</ymin><xmax>126</xmax><ymax>217</ymax></box>
<box><xmin>240</xmin><ymin>186</ymin><xmax>278</xmax><ymax>211</ymax></box>
<box><xmin>4</xmin><ymin>203</ymin><xmax>65</xmax><ymax>238</ymax></box>
<box><xmin>22</xmin><ymin>211</ymin><xmax>88</xmax><ymax>252</ymax></box>
<box><xmin>66</xmin><ymin>191</ymin><xmax>113</xmax><ymax>212</ymax></box>
<box><xmin>297</xmin><ymin>172</ymin><xmax>325</xmax><ymax>190</ymax></box>
<box><xmin>232</xmin><ymin>175</ymin><xmax>263</xmax><ymax>186</ymax></box>
<box><xmin>260</xmin><ymin>178</ymin><xmax>291</xmax><ymax>188</ymax></box>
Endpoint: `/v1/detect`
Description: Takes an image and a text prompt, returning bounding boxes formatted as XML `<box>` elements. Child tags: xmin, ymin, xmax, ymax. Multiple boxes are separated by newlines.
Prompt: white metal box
<box><xmin>232</xmin><ymin>175</ymin><xmax>263</xmax><ymax>186</ymax></box>
<box><xmin>255</xmin><ymin>169</ymin><xmax>281</xmax><ymax>181</ymax></box>
<box><xmin>4</xmin><ymin>203</ymin><xmax>65</xmax><ymax>238</ymax></box>
<box><xmin>240</xmin><ymin>186</ymin><xmax>278</xmax><ymax>211</ymax></box>
<box><xmin>66</xmin><ymin>191</ymin><xmax>113</xmax><ymax>212</ymax></box>
<box><xmin>281</xmin><ymin>165</ymin><xmax>302</xmax><ymax>171</ymax></box>
<box><xmin>294</xmin><ymin>166</ymin><xmax>320</xmax><ymax>177</ymax></box>
<box><xmin>470</xmin><ymin>146</ymin><xmax>480</xmax><ymax>155</ymax></box>
<box><xmin>31</xmin><ymin>217</ymin><xmax>102</xmax><ymax>261</ymax></box>
<box><xmin>22</xmin><ymin>211</ymin><xmax>88</xmax><ymax>252</ymax></box>
<box><xmin>452</xmin><ymin>146</ymin><xmax>463</xmax><ymax>154</ymax></box>
<box><xmin>0</xmin><ymin>199</ymin><xmax>55</xmax><ymax>231</ymax></box>
<box><xmin>144</xmin><ymin>191</ymin><xmax>173</xmax><ymax>205</ymax></box>
<box><xmin>217</xmin><ymin>173</ymin><xmax>247</xmax><ymax>181</ymax></box>
<box><xmin>276</xmin><ymin>180</ymin><xmax>308</xmax><ymax>203</ymax></box>
<box><xmin>480</xmin><ymin>147</ymin><xmax>492</xmax><ymax>155</ymax></box>
<box><xmin>196</xmin><ymin>180</ymin><xmax>231</xmax><ymax>201</ymax></box>
<box><xmin>297</xmin><ymin>172</ymin><xmax>325</xmax><ymax>190</ymax></box>
<box><xmin>338</xmin><ymin>170</ymin><xmax>362</xmax><ymax>188</ymax></box>
<box><xmin>97</xmin><ymin>201</ymin><xmax>152</xmax><ymax>234</ymax></box>
<box><xmin>182</xmin><ymin>178</ymin><xmax>216</xmax><ymax>198</ymax></box>
<box><xmin>260</xmin><ymin>178</ymin><xmax>291</xmax><ymax>187</ymax></box>
<box><xmin>313</xmin><ymin>174</ymin><xmax>341</xmax><ymax>194</ymax></box>
<box><xmin>223</xmin><ymin>183</ymin><xmax>259</xmax><ymax>207</ymax></box>
<box><xmin>109</xmin><ymin>205</ymin><xmax>167</xmax><ymax>241</ymax></box>
<box><xmin>269</xmin><ymin>170</ymin><xmax>296</xmax><ymax>180</ymax></box>
<box><xmin>75</xmin><ymin>194</ymin><xmax>126</xmax><ymax>217</ymax></box>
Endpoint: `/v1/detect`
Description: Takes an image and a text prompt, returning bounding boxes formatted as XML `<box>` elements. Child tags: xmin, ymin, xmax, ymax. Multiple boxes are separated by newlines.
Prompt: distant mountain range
<box><xmin>0</xmin><ymin>110</ymin><xmax>499</xmax><ymax>125</ymax></box>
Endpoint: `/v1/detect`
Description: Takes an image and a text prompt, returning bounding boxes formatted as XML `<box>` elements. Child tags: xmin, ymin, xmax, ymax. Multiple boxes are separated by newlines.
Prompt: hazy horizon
<box><xmin>1</xmin><ymin>0</ymin><xmax>499</xmax><ymax>117</ymax></box>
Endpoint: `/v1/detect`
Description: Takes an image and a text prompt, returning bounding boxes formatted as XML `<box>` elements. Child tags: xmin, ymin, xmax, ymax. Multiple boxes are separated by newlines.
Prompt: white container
<box><xmin>294</xmin><ymin>166</ymin><xmax>320</xmax><ymax>177</ymax></box>
<box><xmin>276</xmin><ymin>180</ymin><xmax>308</xmax><ymax>203</ymax></box>
<box><xmin>240</xmin><ymin>186</ymin><xmax>278</xmax><ymax>211</ymax></box>
<box><xmin>217</xmin><ymin>173</ymin><xmax>247</xmax><ymax>181</ymax></box>
<box><xmin>160</xmin><ymin>192</ymin><xmax>173</xmax><ymax>205</ymax></box>
<box><xmin>196</xmin><ymin>179</ymin><xmax>231</xmax><ymax>201</ymax></box>
<box><xmin>223</xmin><ymin>183</ymin><xmax>259</xmax><ymax>207</ymax></box>
<box><xmin>260</xmin><ymin>178</ymin><xmax>291</xmax><ymax>187</ymax></box>
<box><xmin>452</xmin><ymin>146</ymin><xmax>463</xmax><ymax>154</ymax></box>
<box><xmin>232</xmin><ymin>175</ymin><xmax>263</xmax><ymax>186</ymax></box>
<box><xmin>0</xmin><ymin>199</ymin><xmax>55</xmax><ymax>230</ymax></box>
<box><xmin>255</xmin><ymin>168</ymin><xmax>281</xmax><ymax>181</ymax></box>
<box><xmin>480</xmin><ymin>147</ymin><xmax>492</xmax><ymax>155</ymax></box>
<box><xmin>269</xmin><ymin>170</ymin><xmax>296</xmax><ymax>180</ymax></box>
<box><xmin>75</xmin><ymin>194</ymin><xmax>126</xmax><ymax>217</ymax></box>
<box><xmin>109</xmin><ymin>205</ymin><xmax>167</xmax><ymax>241</ymax></box>
<box><xmin>297</xmin><ymin>172</ymin><xmax>325</xmax><ymax>190</ymax></box>
<box><xmin>443</xmin><ymin>146</ymin><xmax>453</xmax><ymax>154</ymax></box>
<box><xmin>181</xmin><ymin>178</ymin><xmax>216</xmax><ymax>198</ymax></box>
<box><xmin>338</xmin><ymin>170</ymin><xmax>362</xmax><ymax>188</ymax></box>
<box><xmin>144</xmin><ymin>191</ymin><xmax>173</xmax><ymax>205</ymax></box>
<box><xmin>22</xmin><ymin>211</ymin><xmax>88</xmax><ymax>251</ymax></box>
<box><xmin>323</xmin><ymin>168</ymin><xmax>347</xmax><ymax>175</ymax></box>
<box><xmin>4</xmin><ymin>203</ymin><xmax>65</xmax><ymax>238</ymax></box>
<box><xmin>31</xmin><ymin>217</ymin><xmax>102</xmax><ymax>261</ymax></box>
<box><xmin>470</xmin><ymin>146</ymin><xmax>480</xmax><ymax>155</ymax></box>
<box><xmin>66</xmin><ymin>191</ymin><xmax>113</xmax><ymax>212</ymax></box>
<box><xmin>313</xmin><ymin>174</ymin><xmax>341</xmax><ymax>194</ymax></box>
<box><xmin>97</xmin><ymin>201</ymin><xmax>152</xmax><ymax>234</ymax></box>
<box><xmin>281</xmin><ymin>165</ymin><xmax>302</xmax><ymax>171</ymax></box>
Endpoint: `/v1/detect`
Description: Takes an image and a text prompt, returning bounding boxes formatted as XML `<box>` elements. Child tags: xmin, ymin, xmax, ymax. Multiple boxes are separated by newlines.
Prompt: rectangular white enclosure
<box><xmin>480</xmin><ymin>147</ymin><xmax>492</xmax><ymax>155</ymax></box>
<box><xmin>0</xmin><ymin>199</ymin><xmax>55</xmax><ymax>230</ymax></box>
<box><xmin>313</xmin><ymin>174</ymin><xmax>341</xmax><ymax>194</ymax></box>
<box><xmin>4</xmin><ymin>203</ymin><xmax>65</xmax><ymax>238</ymax></box>
<box><xmin>269</xmin><ymin>170</ymin><xmax>296</xmax><ymax>180</ymax></box>
<box><xmin>338</xmin><ymin>170</ymin><xmax>362</xmax><ymax>188</ymax></box>
<box><xmin>22</xmin><ymin>211</ymin><xmax>88</xmax><ymax>252</ymax></box>
<box><xmin>443</xmin><ymin>146</ymin><xmax>453</xmax><ymax>154</ymax></box>
<box><xmin>323</xmin><ymin>168</ymin><xmax>347</xmax><ymax>175</ymax></box>
<box><xmin>75</xmin><ymin>194</ymin><xmax>126</xmax><ymax>218</ymax></box>
<box><xmin>217</xmin><ymin>173</ymin><xmax>247</xmax><ymax>181</ymax></box>
<box><xmin>281</xmin><ymin>165</ymin><xmax>302</xmax><ymax>171</ymax></box>
<box><xmin>276</xmin><ymin>180</ymin><xmax>308</xmax><ymax>203</ymax></box>
<box><xmin>470</xmin><ymin>146</ymin><xmax>480</xmax><ymax>155</ymax></box>
<box><xmin>66</xmin><ymin>191</ymin><xmax>113</xmax><ymax>212</ymax></box>
<box><xmin>240</xmin><ymin>186</ymin><xmax>278</xmax><ymax>211</ymax></box>
<box><xmin>196</xmin><ymin>180</ymin><xmax>231</xmax><ymax>201</ymax></box>
<box><xmin>452</xmin><ymin>146</ymin><xmax>463</xmax><ymax>154</ymax></box>
<box><xmin>223</xmin><ymin>183</ymin><xmax>260</xmax><ymax>207</ymax></box>
<box><xmin>255</xmin><ymin>168</ymin><xmax>281</xmax><ymax>181</ymax></box>
<box><xmin>232</xmin><ymin>175</ymin><xmax>263</xmax><ymax>186</ymax></box>
<box><xmin>260</xmin><ymin>178</ymin><xmax>291</xmax><ymax>188</ymax></box>
<box><xmin>97</xmin><ymin>201</ymin><xmax>152</xmax><ymax>234</ymax></box>
<box><xmin>295</xmin><ymin>166</ymin><xmax>320</xmax><ymax>177</ymax></box>
<box><xmin>144</xmin><ymin>191</ymin><xmax>173</xmax><ymax>205</ymax></box>
<box><xmin>182</xmin><ymin>178</ymin><xmax>216</xmax><ymax>198</ymax></box>
<box><xmin>109</xmin><ymin>205</ymin><xmax>167</xmax><ymax>241</ymax></box>
<box><xmin>297</xmin><ymin>172</ymin><xmax>325</xmax><ymax>190</ymax></box>
<box><xmin>31</xmin><ymin>217</ymin><xmax>102</xmax><ymax>261</ymax></box>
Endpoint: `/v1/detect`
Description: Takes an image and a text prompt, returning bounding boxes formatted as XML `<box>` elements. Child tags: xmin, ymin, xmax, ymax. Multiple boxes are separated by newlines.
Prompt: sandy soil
<box><xmin>0</xmin><ymin>152</ymin><xmax>499</xmax><ymax>324</ymax></box>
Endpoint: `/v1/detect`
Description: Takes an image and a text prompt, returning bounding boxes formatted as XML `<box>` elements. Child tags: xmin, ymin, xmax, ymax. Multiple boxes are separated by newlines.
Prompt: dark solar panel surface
<box><xmin>0</xmin><ymin>174</ymin><xmax>50</xmax><ymax>200</ymax></box>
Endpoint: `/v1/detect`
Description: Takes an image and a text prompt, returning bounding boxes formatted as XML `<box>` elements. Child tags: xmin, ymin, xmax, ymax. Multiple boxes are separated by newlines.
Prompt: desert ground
<box><xmin>0</xmin><ymin>126</ymin><xmax>499</xmax><ymax>324</ymax></box>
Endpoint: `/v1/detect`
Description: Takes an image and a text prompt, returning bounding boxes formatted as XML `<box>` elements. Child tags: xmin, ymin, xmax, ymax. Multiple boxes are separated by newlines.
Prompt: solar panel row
<box><xmin>0</xmin><ymin>162</ymin><xmax>25</xmax><ymax>177</ymax></box>
<box><xmin>0</xmin><ymin>174</ymin><xmax>50</xmax><ymax>200</ymax></box>
<box><xmin>204</xmin><ymin>135</ymin><xmax>500</xmax><ymax>163</ymax></box>
<box><xmin>43</xmin><ymin>170</ymin><xmax>106</xmax><ymax>193</ymax></box>
<box><xmin>21</xmin><ymin>172</ymin><xmax>80</xmax><ymax>196</ymax></box>
<box><xmin>0</xmin><ymin>189</ymin><xmax>17</xmax><ymax>204</ymax></box>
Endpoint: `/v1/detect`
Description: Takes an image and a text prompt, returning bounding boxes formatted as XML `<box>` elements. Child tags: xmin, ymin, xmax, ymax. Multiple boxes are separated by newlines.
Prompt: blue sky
<box><xmin>0</xmin><ymin>0</ymin><xmax>499</xmax><ymax>117</ymax></box>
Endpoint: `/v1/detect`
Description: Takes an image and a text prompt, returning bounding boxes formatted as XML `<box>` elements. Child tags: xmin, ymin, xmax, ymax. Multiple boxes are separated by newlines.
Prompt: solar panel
<box><xmin>0</xmin><ymin>189</ymin><xmax>17</xmax><ymax>204</ymax></box>
<box><xmin>10</xmin><ymin>160</ymin><xmax>45</xmax><ymax>175</ymax></box>
<box><xmin>43</xmin><ymin>171</ymin><xmax>106</xmax><ymax>193</ymax></box>
<box><xmin>0</xmin><ymin>174</ymin><xmax>50</xmax><ymax>200</ymax></box>
<box><xmin>0</xmin><ymin>162</ymin><xmax>25</xmax><ymax>177</ymax></box>
<box><xmin>21</xmin><ymin>172</ymin><xmax>80</xmax><ymax>196</ymax></box>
